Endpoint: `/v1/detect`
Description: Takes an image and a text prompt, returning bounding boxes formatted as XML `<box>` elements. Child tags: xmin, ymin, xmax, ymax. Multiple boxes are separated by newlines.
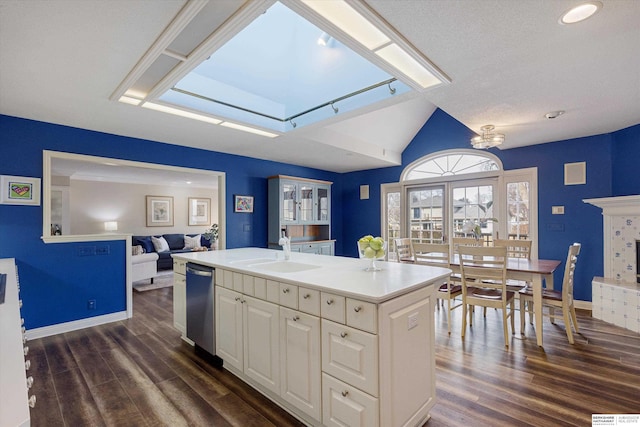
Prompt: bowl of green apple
<box><xmin>357</xmin><ymin>235</ymin><xmax>386</xmax><ymax>271</ymax></box>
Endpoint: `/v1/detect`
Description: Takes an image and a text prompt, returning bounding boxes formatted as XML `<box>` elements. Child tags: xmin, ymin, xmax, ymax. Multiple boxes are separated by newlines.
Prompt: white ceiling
<box><xmin>1</xmin><ymin>0</ymin><xmax>638</xmax><ymax>174</ymax></box>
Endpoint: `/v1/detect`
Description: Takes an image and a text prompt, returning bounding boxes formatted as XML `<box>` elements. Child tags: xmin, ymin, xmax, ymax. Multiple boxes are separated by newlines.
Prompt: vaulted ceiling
<box><xmin>1</xmin><ymin>0</ymin><xmax>638</xmax><ymax>173</ymax></box>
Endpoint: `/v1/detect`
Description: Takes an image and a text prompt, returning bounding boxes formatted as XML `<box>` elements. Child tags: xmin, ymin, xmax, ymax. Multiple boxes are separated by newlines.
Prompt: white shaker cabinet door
<box><xmin>243</xmin><ymin>295</ymin><xmax>280</xmax><ymax>394</ymax></box>
<box><xmin>279</xmin><ymin>307</ymin><xmax>321</xmax><ymax>421</ymax></box>
<box><xmin>215</xmin><ymin>286</ymin><xmax>243</xmax><ymax>371</ymax></box>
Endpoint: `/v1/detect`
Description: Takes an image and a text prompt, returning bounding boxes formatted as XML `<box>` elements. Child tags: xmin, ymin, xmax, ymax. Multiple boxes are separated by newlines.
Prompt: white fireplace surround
<box><xmin>584</xmin><ymin>195</ymin><xmax>640</xmax><ymax>283</ymax></box>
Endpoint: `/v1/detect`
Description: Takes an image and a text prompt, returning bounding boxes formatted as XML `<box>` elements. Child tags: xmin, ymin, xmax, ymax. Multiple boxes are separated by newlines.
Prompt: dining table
<box><xmin>449</xmin><ymin>255</ymin><xmax>562</xmax><ymax>347</ymax></box>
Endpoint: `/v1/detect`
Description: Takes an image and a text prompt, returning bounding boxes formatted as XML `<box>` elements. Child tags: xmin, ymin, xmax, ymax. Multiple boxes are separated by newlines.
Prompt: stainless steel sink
<box><xmin>249</xmin><ymin>261</ymin><xmax>321</xmax><ymax>273</ymax></box>
<box><xmin>228</xmin><ymin>258</ymin><xmax>276</xmax><ymax>265</ymax></box>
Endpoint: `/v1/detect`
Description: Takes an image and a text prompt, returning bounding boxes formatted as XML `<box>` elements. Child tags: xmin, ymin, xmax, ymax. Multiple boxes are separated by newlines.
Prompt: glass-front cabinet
<box><xmin>268</xmin><ymin>175</ymin><xmax>334</xmax><ymax>254</ymax></box>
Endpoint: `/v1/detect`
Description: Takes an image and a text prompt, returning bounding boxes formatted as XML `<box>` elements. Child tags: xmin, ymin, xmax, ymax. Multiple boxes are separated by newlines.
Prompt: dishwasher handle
<box><xmin>186</xmin><ymin>265</ymin><xmax>213</xmax><ymax>277</ymax></box>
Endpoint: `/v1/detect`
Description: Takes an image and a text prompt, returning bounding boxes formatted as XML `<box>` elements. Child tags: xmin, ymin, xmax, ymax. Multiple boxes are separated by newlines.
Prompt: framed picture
<box><xmin>0</xmin><ymin>175</ymin><xmax>41</xmax><ymax>205</ymax></box>
<box><xmin>146</xmin><ymin>195</ymin><xmax>174</xmax><ymax>227</ymax></box>
<box><xmin>234</xmin><ymin>195</ymin><xmax>254</xmax><ymax>213</ymax></box>
<box><xmin>188</xmin><ymin>197</ymin><xmax>211</xmax><ymax>226</ymax></box>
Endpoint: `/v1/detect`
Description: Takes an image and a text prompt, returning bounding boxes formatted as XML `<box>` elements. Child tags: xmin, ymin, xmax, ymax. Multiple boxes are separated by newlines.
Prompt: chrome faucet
<box><xmin>278</xmin><ymin>230</ymin><xmax>291</xmax><ymax>260</ymax></box>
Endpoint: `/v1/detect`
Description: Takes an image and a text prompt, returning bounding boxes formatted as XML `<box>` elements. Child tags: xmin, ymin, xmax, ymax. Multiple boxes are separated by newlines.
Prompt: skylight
<box><xmin>114</xmin><ymin>0</ymin><xmax>448</xmax><ymax>137</ymax></box>
<box><xmin>159</xmin><ymin>2</ymin><xmax>410</xmax><ymax>132</ymax></box>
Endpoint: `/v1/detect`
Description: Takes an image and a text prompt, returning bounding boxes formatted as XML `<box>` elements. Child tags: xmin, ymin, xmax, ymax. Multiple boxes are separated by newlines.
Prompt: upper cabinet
<box><xmin>268</xmin><ymin>175</ymin><xmax>333</xmax><ymax>253</ymax></box>
<box><xmin>278</xmin><ymin>178</ymin><xmax>331</xmax><ymax>225</ymax></box>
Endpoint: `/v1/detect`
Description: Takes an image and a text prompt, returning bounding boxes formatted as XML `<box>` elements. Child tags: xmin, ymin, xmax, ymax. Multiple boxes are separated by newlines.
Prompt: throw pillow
<box><xmin>132</xmin><ymin>245</ymin><xmax>145</xmax><ymax>256</ymax></box>
<box><xmin>151</xmin><ymin>236</ymin><xmax>170</xmax><ymax>253</ymax></box>
<box><xmin>184</xmin><ymin>234</ymin><xmax>201</xmax><ymax>250</ymax></box>
<box><xmin>136</xmin><ymin>236</ymin><xmax>154</xmax><ymax>254</ymax></box>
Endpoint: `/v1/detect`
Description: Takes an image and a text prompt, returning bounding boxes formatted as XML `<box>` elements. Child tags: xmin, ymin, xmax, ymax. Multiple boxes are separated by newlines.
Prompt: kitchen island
<box><xmin>172</xmin><ymin>248</ymin><xmax>450</xmax><ymax>427</ymax></box>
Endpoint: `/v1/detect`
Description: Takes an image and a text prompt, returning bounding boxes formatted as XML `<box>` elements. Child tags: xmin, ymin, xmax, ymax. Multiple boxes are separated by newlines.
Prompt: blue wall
<box><xmin>1</xmin><ymin>113</ymin><xmax>638</xmax><ymax>330</ymax></box>
<box><xmin>611</xmin><ymin>124</ymin><xmax>640</xmax><ymax>196</ymax></box>
<box><xmin>0</xmin><ymin>115</ymin><xmax>341</xmax><ymax>329</ymax></box>
<box><xmin>342</xmin><ymin>110</ymin><xmax>640</xmax><ymax>302</ymax></box>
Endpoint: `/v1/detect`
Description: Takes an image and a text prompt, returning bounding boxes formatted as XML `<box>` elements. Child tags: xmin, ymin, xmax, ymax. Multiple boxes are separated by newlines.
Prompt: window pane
<box><xmin>506</xmin><ymin>181</ymin><xmax>530</xmax><ymax>239</ymax></box>
<box><xmin>453</xmin><ymin>184</ymin><xmax>495</xmax><ymax>245</ymax></box>
<box><xmin>407</xmin><ymin>186</ymin><xmax>444</xmax><ymax>244</ymax></box>
<box><xmin>405</xmin><ymin>153</ymin><xmax>499</xmax><ymax>180</ymax></box>
<box><xmin>386</xmin><ymin>191</ymin><xmax>401</xmax><ymax>260</ymax></box>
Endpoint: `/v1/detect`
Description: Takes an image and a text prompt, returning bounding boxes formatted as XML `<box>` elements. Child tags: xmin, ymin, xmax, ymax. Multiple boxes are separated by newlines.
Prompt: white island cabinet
<box><xmin>173</xmin><ymin>248</ymin><xmax>450</xmax><ymax>427</ymax></box>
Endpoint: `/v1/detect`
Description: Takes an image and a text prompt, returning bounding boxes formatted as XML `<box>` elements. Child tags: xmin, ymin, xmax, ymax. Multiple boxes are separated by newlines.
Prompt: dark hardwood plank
<box><xmin>27</xmin><ymin>286</ymin><xmax>640</xmax><ymax>427</ymax></box>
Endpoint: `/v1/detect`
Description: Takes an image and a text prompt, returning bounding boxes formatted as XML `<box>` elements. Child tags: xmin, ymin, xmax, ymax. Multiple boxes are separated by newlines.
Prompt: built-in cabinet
<box><xmin>268</xmin><ymin>175</ymin><xmax>334</xmax><ymax>255</ymax></box>
<box><xmin>213</xmin><ymin>265</ymin><xmax>436</xmax><ymax>427</ymax></box>
<box><xmin>172</xmin><ymin>258</ymin><xmax>187</xmax><ymax>336</ymax></box>
<box><xmin>0</xmin><ymin>259</ymin><xmax>32</xmax><ymax>427</ymax></box>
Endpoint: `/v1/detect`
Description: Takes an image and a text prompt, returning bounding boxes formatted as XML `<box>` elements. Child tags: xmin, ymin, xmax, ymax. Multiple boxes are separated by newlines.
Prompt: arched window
<box><xmin>383</xmin><ymin>149</ymin><xmax>536</xmax><ymax>260</ymax></box>
<box><xmin>401</xmin><ymin>149</ymin><xmax>502</xmax><ymax>181</ymax></box>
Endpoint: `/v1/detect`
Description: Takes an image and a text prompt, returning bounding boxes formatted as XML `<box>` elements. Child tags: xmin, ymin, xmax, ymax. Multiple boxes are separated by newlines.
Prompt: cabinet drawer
<box><xmin>242</xmin><ymin>275</ymin><xmax>255</xmax><ymax>296</ymax></box>
<box><xmin>232</xmin><ymin>272</ymin><xmax>244</xmax><ymax>292</ymax></box>
<box><xmin>322</xmin><ymin>373</ymin><xmax>379</xmax><ymax>427</ymax></box>
<box><xmin>346</xmin><ymin>299</ymin><xmax>377</xmax><ymax>334</ymax></box>
<box><xmin>215</xmin><ymin>268</ymin><xmax>225</xmax><ymax>286</ymax></box>
<box><xmin>266</xmin><ymin>280</ymin><xmax>280</xmax><ymax>304</ymax></box>
<box><xmin>222</xmin><ymin>270</ymin><xmax>234</xmax><ymax>289</ymax></box>
<box><xmin>321</xmin><ymin>292</ymin><xmax>345</xmax><ymax>323</ymax></box>
<box><xmin>173</xmin><ymin>259</ymin><xmax>186</xmax><ymax>275</ymax></box>
<box><xmin>279</xmin><ymin>283</ymin><xmax>298</xmax><ymax>309</ymax></box>
<box><xmin>298</xmin><ymin>287</ymin><xmax>320</xmax><ymax>316</ymax></box>
<box><xmin>253</xmin><ymin>277</ymin><xmax>267</xmax><ymax>300</ymax></box>
<box><xmin>322</xmin><ymin>319</ymin><xmax>379</xmax><ymax>396</ymax></box>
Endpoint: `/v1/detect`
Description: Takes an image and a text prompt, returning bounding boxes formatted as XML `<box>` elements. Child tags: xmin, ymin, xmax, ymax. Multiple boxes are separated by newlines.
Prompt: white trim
<box><xmin>400</xmin><ymin>148</ymin><xmax>503</xmax><ymax>183</ymax></box>
<box><xmin>25</xmin><ymin>311</ymin><xmax>128</xmax><ymax>340</ymax></box>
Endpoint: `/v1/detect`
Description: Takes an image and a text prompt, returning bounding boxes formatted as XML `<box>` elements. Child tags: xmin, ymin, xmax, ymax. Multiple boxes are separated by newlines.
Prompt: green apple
<box><xmin>364</xmin><ymin>247</ymin><xmax>376</xmax><ymax>258</ymax></box>
<box><xmin>376</xmin><ymin>249</ymin><xmax>385</xmax><ymax>258</ymax></box>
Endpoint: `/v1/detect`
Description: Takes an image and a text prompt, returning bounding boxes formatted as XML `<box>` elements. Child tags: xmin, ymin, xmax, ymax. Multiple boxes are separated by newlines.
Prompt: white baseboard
<box><xmin>575</xmin><ymin>299</ymin><xmax>592</xmax><ymax>311</ymax></box>
<box><xmin>25</xmin><ymin>311</ymin><xmax>128</xmax><ymax>340</ymax></box>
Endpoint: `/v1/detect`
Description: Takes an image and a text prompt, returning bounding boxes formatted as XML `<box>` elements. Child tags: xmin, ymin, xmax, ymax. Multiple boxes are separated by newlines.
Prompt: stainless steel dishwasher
<box><xmin>185</xmin><ymin>263</ymin><xmax>216</xmax><ymax>357</ymax></box>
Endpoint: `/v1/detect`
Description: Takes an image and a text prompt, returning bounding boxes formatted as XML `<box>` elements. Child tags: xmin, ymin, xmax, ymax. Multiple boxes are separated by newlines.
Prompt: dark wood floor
<box><xmin>28</xmin><ymin>287</ymin><xmax>640</xmax><ymax>427</ymax></box>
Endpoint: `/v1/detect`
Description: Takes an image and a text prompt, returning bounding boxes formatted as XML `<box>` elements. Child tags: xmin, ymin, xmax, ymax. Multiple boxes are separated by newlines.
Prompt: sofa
<box><xmin>132</xmin><ymin>233</ymin><xmax>211</xmax><ymax>270</ymax></box>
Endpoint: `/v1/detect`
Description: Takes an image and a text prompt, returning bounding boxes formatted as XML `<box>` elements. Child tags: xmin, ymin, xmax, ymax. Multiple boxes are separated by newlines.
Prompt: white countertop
<box><xmin>173</xmin><ymin>248</ymin><xmax>451</xmax><ymax>303</ymax></box>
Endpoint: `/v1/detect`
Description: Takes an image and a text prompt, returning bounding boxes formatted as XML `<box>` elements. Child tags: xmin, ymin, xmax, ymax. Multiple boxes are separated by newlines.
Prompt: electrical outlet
<box><xmin>96</xmin><ymin>245</ymin><xmax>110</xmax><ymax>255</ymax></box>
<box><xmin>87</xmin><ymin>299</ymin><xmax>96</xmax><ymax>310</ymax></box>
<box><xmin>552</xmin><ymin>206</ymin><xmax>565</xmax><ymax>215</ymax></box>
<box><xmin>407</xmin><ymin>312</ymin><xmax>419</xmax><ymax>330</ymax></box>
<box><xmin>79</xmin><ymin>246</ymin><xmax>96</xmax><ymax>256</ymax></box>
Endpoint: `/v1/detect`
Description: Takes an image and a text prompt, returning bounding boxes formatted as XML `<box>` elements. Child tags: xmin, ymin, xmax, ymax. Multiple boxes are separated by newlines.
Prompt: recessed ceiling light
<box><xmin>545</xmin><ymin>110</ymin><xmax>565</xmax><ymax>119</ymax></box>
<box><xmin>560</xmin><ymin>2</ymin><xmax>602</xmax><ymax>25</ymax></box>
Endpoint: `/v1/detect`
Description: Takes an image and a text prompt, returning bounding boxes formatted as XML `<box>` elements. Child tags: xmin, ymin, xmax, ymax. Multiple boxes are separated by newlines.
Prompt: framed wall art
<box><xmin>188</xmin><ymin>197</ymin><xmax>211</xmax><ymax>226</ymax></box>
<box><xmin>0</xmin><ymin>175</ymin><xmax>41</xmax><ymax>205</ymax></box>
<box><xmin>146</xmin><ymin>195</ymin><xmax>174</xmax><ymax>227</ymax></box>
<box><xmin>234</xmin><ymin>195</ymin><xmax>254</xmax><ymax>213</ymax></box>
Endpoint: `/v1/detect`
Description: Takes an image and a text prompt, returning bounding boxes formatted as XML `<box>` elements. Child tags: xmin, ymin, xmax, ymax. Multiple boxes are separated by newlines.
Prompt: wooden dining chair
<box><xmin>519</xmin><ymin>243</ymin><xmax>581</xmax><ymax>344</ymax></box>
<box><xmin>414</xmin><ymin>243</ymin><xmax>461</xmax><ymax>334</ymax></box>
<box><xmin>458</xmin><ymin>245</ymin><xmax>515</xmax><ymax>347</ymax></box>
<box><xmin>393</xmin><ymin>238</ymin><xmax>414</xmax><ymax>263</ymax></box>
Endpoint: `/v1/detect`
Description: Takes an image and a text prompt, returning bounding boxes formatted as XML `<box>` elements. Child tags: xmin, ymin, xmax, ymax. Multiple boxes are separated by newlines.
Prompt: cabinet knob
<box><xmin>354</xmin><ymin>306</ymin><xmax>362</xmax><ymax>313</ymax></box>
<box><xmin>235</xmin><ymin>297</ymin><xmax>241</xmax><ymax>302</ymax></box>
<box><xmin>326</xmin><ymin>299</ymin><xmax>334</xmax><ymax>305</ymax></box>
<box><xmin>282</xmin><ymin>288</ymin><xmax>290</xmax><ymax>294</ymax></box>
<box><xmin>25</xmin><ymin>359</ymin><xmax>31</xmax><ymax>370</ymax></box>
<box><xmin>26</xmin><ymin>376</ymin><xmax>34</xmax><ymax>388</ymax></box>
<box><xmin>23</xmin><ymin>346</ymin><xmax>29</xmax><ymax>356</ymax></box>
<box><xmin>341</xmin><ymin>390</ymin><xmax>349</xmax><ymax>397</ymax></box>
<box><xmin>28</xmin><ymin>395</ymin><xmax>36</xmax><ymax>408</ymax></box>
<box><xmin>340</xmin><ymin>332</ymin><xmax>348</xmax><ymax>338</ymax></box>
<box><xmin>303</xmin><ymin>294</ymin><xmax>310</xmax><ymax>299</ymax></box>
<box><xmin>293</xmin><ymin>316</ymin><xmax>300</xmax><ymax>322</ymax></box>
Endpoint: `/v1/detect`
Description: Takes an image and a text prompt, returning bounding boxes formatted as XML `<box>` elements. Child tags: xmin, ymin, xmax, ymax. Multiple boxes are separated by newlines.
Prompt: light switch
<box><xmin>552</xmin><ymin>206</ymin><xmax>565</xmax><ymax>215</ymax></box>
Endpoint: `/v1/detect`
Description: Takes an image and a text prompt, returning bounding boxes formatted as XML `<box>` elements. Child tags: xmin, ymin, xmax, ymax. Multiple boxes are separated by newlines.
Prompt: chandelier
<box><xmin>470</xmin><ymin>125</ymin><xmax>504</xmax><ymax>149</ymax></box>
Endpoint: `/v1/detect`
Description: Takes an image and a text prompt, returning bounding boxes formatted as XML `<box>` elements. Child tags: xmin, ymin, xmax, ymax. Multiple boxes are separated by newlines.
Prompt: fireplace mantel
<box><xmin>584</xmin><ymin>195</ymin><xmax>640</xmax><ymax>282</ymax></box>
<box><xmin>584</xmin><ymin>195</ymin><xmax>640</xmax><ymax>215</ymax></box>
